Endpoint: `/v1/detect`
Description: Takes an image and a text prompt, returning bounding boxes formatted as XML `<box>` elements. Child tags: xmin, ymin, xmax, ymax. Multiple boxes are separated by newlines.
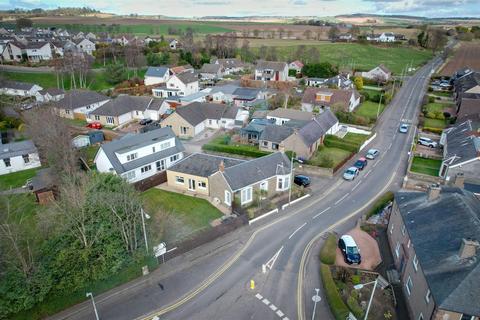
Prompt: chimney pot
<box><xmin>454</xmin><ymin>172</ymin><xmax>465</xmax><ymax>189</ymax></box>
<box><xmin>218</xmin><ymin>160</ymin><xmax>225</xmax><ymax>173</ymax></box>
<box><xmin>459</xmin><ymin>238</ymin><xmax>479</xmax><ymax>259</ymax></box>
<box><xmin>427</xmin><ymin>184</ymin><xmax>441</xmax><ymax>201</ymax></box>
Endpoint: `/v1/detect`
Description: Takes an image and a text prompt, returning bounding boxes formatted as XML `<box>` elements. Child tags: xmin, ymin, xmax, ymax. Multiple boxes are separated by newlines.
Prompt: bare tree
<box><xmin>328</xmin><ymin>25</ymin><xmax>340</xmax><ymax>40</ymax></box>
<box><xmin>303</xmin><ymin>29</ymin><xmax>312</xmax><ymax>40</ymax></box>
<box><xmin>225</xmin><ymin>32</ymin><xmax>238</xmax><ymax>58</ymax></box>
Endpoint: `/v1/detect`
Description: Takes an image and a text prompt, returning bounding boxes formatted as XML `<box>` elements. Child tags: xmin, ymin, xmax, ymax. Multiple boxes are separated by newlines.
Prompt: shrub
<box><xmin>351</xmin><ymin>274</ymin><xmax>361</xmax><ymax>285</ymax></box>
<box><xmin>425</xmin><ymin>111</ymin><xmax>436</xmax><ymax>119</ymax></box>
<box><xmin>366</xmin><ymin>191</ymin><xmax>394</xmax><ymax>219</ymax></box>
<box><xmin>423</xmin><ymin>127</ymin><xmax>444</xmax><ymax>134</ymax></box>
<box><xmin>428</xmin><ymin>96</ymin><xmax>435</xmax><ymax>103</ymax></box>
<box><xmin>319</xmin><ymin>234</ymin><xmax>337</xmax><ymax>265</ymax></box>
<box><xmin>347</xmin><ymin>294</ymin><xmax>364</xmax><ymax>319</ymax></box>
<box><xmin>443</xmin><ymin>112</ymin><xmax>451</xmax><ymax>118</ymax></box>
<box><xmin>435</xmin><ymin>111</ymin><xmax>445</xmax><ymax>120</ymax></box>
<box><xmin>320</xmin><ymin>264</ymin><xmax>350</xmax><ymax>320</ymax></box>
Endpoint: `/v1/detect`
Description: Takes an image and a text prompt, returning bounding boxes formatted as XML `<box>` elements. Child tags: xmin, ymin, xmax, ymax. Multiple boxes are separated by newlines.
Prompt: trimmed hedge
<box><xmin>320</xmin><ymin>234</ymin><xmax>338</xmax><ymax>265</ymax></box>
<box><xmin>366</xmin><ymin>191</ymin><xmax>394</xmax><ymax>219</ymax></box>
<box><xmin>202</xmin><ymin>143</ymin><xmax>271</xmax><ymax>158</ymax></box>
<box><xmin>422</xmin><ymin>127</ymin><xmax>444</xmax><ymax>134</ymax></box>
<box><xmin>320</xmin><ymin>264</ymin><xmax>350</xmax><ymax>320</ymax></box>
<box><xmin>347</xmin><ymin>293</ymin><xmax>364</xmax><ymax>319</ymax></box>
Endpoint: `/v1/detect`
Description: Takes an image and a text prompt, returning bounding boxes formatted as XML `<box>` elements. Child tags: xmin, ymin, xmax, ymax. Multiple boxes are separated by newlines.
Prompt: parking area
<box><xmin>335</xmin><ymin>226</ymin><xmax>382</xmax><ymax>271</ymax></box>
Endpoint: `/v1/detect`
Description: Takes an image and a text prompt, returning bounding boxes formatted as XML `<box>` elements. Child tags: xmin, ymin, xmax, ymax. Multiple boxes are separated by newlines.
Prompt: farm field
<box><xmin>439</xmin><ymin>41</ymin><xmax>480</xmax><ymax>76</ymax></box>
<box><xmin>250</xmin><ymin>43</ymin><xmax>433</xmax><ymax>73</ymax></box>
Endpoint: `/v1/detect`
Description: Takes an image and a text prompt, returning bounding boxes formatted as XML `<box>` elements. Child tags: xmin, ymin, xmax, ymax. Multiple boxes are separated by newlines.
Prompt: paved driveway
<box><xmin>335</xmin><ymin>226</ymin><xmax>382</xmax><ymax>270</ymax></box>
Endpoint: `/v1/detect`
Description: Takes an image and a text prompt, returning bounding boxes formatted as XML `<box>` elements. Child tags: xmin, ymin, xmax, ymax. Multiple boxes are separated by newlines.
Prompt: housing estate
<box><xmin>211</xmin><ymin>58</ymin><xmax>245</xmax><ymax>74</ymax></box>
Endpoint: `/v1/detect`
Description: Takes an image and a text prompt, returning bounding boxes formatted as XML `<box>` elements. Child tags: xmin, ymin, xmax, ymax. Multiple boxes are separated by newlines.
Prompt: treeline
<box><xmin>1</xmin><ymin>7</ymin><xmax>99</xmax><ymax>16</ymax></box>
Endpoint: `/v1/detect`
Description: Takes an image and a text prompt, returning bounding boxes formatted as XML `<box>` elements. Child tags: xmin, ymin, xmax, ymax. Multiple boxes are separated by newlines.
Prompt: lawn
<box><xmin>0</xmin><ymin>167</ymin><xmax>40</xmax><ymax>190</ymax></box>
<box><xmin>2</xmin><ymin>71</ymin><xmax>112</xmax><ymax>91</ymax></box>
<box><xmin>203</xmin><ymin>134</ymin><xmax>271</xmax><ymax>158</ymax></box>
<box><xmin>354</xmin><ymin>101</ymin><xmax>385</xmax><ymax>121</ymax></box>
<box><xmin>424</xmin><ymin>118</ymin><xmax>447</xmax><ymax>129</ymax></box>
<box><xmin>410</xmin><ymin>157</ymin><xmax>442</xmax><ymax>176</ymax></box>
<box><xmin>309</xmin><ymin>146</ymin><xmax>352</xmax><ymax>168</ymax></box>
<box><xmin>251</xmin><ymin>43</ymin><xmax>433</xmax><ymax>74</ymax></box>
<box><xmin>424</xmin><ymin>102</ymin><xmax>448</xmax><ymax>113</ymax></box>
<box><xmin>141</xmin><ymin>189</ymin><xmax>223</xmax><ymax>244</ymax></box>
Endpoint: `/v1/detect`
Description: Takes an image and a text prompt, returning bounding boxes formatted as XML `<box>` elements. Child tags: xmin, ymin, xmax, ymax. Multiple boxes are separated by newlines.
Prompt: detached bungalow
<box><xmin>0</xmin><ymin>140</ymin><xmax>41</xmax><ymax>176</ymax></box>
<box><xmin>161</xmin><ymin>102</ymin><xmax>242</xmax><ymax>138</ymax></box>
<box><xmin>0</xmin><ymin>80</ymin><xmax>43</xmax><ymax>97</ymax></box>
<box><xmin>301</xmin><ymin>87</ymin><xmax>361</xmax><ymax>112</ymax></box>
<box><xmin>94</xmin><ymin>127</ymin><xmax>185</xmax><ymax>184</ymax></box>
<box><xmin>288</xmin><ymin>60</ymin><xmax>304</xmax><ymax>74</ymax></box>
<box><xmin>55</xmin><ymin>89</ymin><xmax>110</xmax><ymax>119</ymax></box>
<box><xmin>209</xmin><ymin>152</ymin><xmax>292</xmax><ymax>209</ymax></box>
<box><xmin>266</xmin><ymin>108</ymin><xmax>314</xmax><ymax>125</ymax></box>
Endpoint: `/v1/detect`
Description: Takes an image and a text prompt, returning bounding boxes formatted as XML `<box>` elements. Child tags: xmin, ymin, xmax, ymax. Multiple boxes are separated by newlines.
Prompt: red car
<box><xmin>86</xmin><ymin>122</ymin><xmax>102</xmax><ymax>129</ymax></box>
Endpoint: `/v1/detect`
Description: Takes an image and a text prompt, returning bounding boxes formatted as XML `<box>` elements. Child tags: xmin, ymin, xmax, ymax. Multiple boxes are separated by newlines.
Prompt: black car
<box><xmin>338</xmin><ymin>235</ymin><xmax>361</xmax><ymax>265</ymax></box>
<box><xmin>353</xmin><ymin>157</ymin><xmax>368</xmax><ymax>170</ymax></box>
<box><xmin>140</xmin><ymin>118</ymin><xmax>153</xmax><ymax>125</ymax></box>
<box><xmin>294</xmin><ymin>175</ymin><xmax>311</xmax><ymax>187</ymax></box>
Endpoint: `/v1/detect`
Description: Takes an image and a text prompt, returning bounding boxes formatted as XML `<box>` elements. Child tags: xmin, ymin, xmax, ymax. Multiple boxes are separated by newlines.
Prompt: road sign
<box><xmin>153</xmin><ymin>242</ymin><xmax>166</xmax><ymax>257</ymax></box>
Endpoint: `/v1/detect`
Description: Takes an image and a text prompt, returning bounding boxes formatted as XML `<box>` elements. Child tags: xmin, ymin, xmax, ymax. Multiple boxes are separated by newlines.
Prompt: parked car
<box><xmin>86</xmin><ymin>122</ymin><xmax>102</xmax><ymax>129</ymax></box>
<box><xmin>140</xmin><ymin>118</ymin><xmax>153</xmax><ymax>125</ymax></box>
<box><xmin>418</xmin><ymin>137</ymin><xmax>438</xmax><ymax>148</ymax></box>
<box><xmin>354</xmin><ymin>157</ymin><xmax>368</xmax><ymax>170</ymax></box>
<box><xmin>343</xmin><ymin>167</ymin><xmax>359</xmax><ymax>181</ymax></box>
<box><xmin>399</xmin><ymin>123</ymin><xmax>409</xmax><ymax>133</ymax></box>
<box><xmin>365</xmin><ymin>149</ymin><xmax>380</xmax><ymax>160</ymax></box>
<box><xmin>294</xmin><ymin>175</ymin><xmax>311</xmax><ymax>187</ymax></box>
<box><xmin>339</xmin><ymin>235</ymin><xmax>362</xmax><ymax>264</ymax></box>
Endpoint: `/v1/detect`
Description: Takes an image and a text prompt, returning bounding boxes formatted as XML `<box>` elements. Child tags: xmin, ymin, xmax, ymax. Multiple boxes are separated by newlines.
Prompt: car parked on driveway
<box><xmin>354</xmin><ymin>157</ymin><xmax>368</xmax><ymax>170</ymax></box>
<box><xmin>418</xmin><ymin>137</ymin><xmax>438</xmax><ymax>148</ymax></box>
<box><xmin>294</xmin><ymin>175</ymin><xmax>311</xmax><ymax>187</ymax></box>
<box><xmin>343</xmin><ymin>167</ymin><xmax>359</xmax><ymax>181</ymax></box>
<box><xmin>140</xmin><ymin>118</ymin><xmax>153</xmax><ymax>125</ymax></box>
<box><xmin>365</xmin><ymin>149</ymin><xmax>380</xmax><ymax>160</ymax></box>
<box><xmin>86</xmin><ymin>122</ymin><xmax>102</xmax><ymax>129</ymax></box>
<box><xmin>399</xmin><ymin>123</ymin><xmax>409</xmax><ymax>133</ymax></box>
<box><xmin>339</xmin><ymin>235</ymin><xmax>361</xmax><ymax>264</ymax></box>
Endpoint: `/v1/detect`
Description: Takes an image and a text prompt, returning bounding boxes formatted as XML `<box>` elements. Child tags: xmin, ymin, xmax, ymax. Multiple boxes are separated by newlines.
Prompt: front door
<box><xmin>188</xmin><ymin>179</ymin><xmax>196</xmax><ymax>191</ymax></box>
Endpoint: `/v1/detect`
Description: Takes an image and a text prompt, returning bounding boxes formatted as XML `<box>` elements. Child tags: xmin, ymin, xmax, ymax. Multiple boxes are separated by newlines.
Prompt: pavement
<box><xmin>47</xmin><ymin>56</ymin><xmax>444</xmax><ymax>320</ymax></box>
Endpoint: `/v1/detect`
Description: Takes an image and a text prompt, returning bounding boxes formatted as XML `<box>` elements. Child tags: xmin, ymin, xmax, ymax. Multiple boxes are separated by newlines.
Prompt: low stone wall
<box><xmin>296</xmin><ymin>164</ymin><xmax>334</xmax><ymax>178</ymax></box>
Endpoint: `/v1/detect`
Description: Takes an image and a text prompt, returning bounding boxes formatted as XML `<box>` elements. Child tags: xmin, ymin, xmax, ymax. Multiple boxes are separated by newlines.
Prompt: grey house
<box><xmin>387</xmin><ymin>184</ymin><xmax>480</xmax><ymax>320</ymax></box>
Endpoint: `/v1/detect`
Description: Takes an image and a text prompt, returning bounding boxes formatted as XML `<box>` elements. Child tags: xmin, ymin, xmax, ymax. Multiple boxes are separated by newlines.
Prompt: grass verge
<box><xmin>319</xmin><ymin>234</ymin><xmax>337</xmax><ymax>265</ymax></box>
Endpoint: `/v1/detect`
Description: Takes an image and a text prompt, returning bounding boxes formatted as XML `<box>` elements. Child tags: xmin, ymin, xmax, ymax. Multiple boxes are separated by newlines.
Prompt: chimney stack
<box><xmin>459</xmin><ymin>238</ymin><xmax>479</xmax><ymax>259</ymax></box>
<box><xmin>453</xmin><ymin>172</ymin><xmax>465</xmax><ymax>189</ymax></box>
<box><xmin>218</xmin><ymin>160</ymin><xmax>225</xmax><ymax>173</ymax></box>
<box><xmin>427</xmin><ymin>184</ymin><xmax>441</xmax><ymax>201</ymax></box>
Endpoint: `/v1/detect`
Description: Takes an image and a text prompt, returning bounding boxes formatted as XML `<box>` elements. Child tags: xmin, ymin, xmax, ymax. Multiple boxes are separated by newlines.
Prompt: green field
<box><xmin>309</xmin><ymin>146</ymin><xmax>352</xmax><ymax>168</ymax></box>
<box><xmin>0</xmin><ymin>167</ymin><xmax>39</xmax><ymax>190</ymax></box>
<box><xmin>410</xmin><ymin>157</ymin><xmax>442</xmax><ymax>176</ymax></box>
<box><xmin>32</xmin><ymin>23</ymin><xmax>233</xmax><ymax>36</ymax></box>
<box><xmin>252</xmin><ymin>43</ymin><xmax>433</xmax><ymax>74</ymax></box>
<box><xmin>424</xmin><ymin>118</ymin><xmax>448</xmax><ymax>129</ymax></box>
<box><xmin>354</xmin><ymin>101</ymin><xmax>385</xmax><ymax>121</ymax></box>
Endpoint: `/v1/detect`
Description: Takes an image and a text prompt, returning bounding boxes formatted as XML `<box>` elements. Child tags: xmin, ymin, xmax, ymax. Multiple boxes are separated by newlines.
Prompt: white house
<box><xmin>54</xmin><ymin>90</ymin><xmax>110</xmax><ymax>119</ymax></box>
<box><xmin>152</xmin><ymin>72</ymin><xmax>199</xmax><ymax>98</ymax></box>
<box><xmin>0</xmin><ymin>140</ymin><xmax>41</xmax><ymax>176</ymax></box>
<box><xmin>288</xmin><ymin>60</ymin><xmax>304</xmax><ymax>74</ymax></box>
<box><xmin>144</xmin><ymin>66</ymin><xmax>170</xmax><ymax>86</ymax></box>
<box><xmin>212</xmin><ymin>58</ymin><xmax>245</xmax><ymax>75</ymax></box>
<box><xmin>255</xmin><ymin>60</ymin><xmax>289</xmax><ymax>82</ymax></box>
<box><xmin>199</xmin><ymin>63</ymin><xmax>224</xmax><ymax>80</ymax></box>
<box><xmin>378</xmin><ymin>32</ymin><xmax>395</xmax><ymax>42</ymax></box>
<box><xmin>74</xmin><ymin>38</ymin><xmax>96</xmax><ymax>55</ymax></box>
<box><xmin>0</xmin><ymin>80</ymin><xmax>43</xmax><ymax>97</ymax></box>
<box><xmin>24</xmin><ymin>42</ymin><xmax>53</xmax><ymax>62</ymax></box>
<box><xmin>94</xmin><ymin>127</ymin><xmax>185</xmax><ymax>184</ymax></box>
<box><xmin>301</xmin><ymin>87</ymin><xmax>361</xmax><ymax>112</ymax></box>
<box><xmin>35</xmin><ymin>88</ymin><xmax>65</xmax><ymax>102</ymax></box>
<box><xmin>1</xmin><ymin>41</ymin><xmax>24</xmax><ymax>62</ymax></box>
<box><xmin>359</xmin><ymin>64</ymin><xmax>392</xmax><ymax>82</ymax></box>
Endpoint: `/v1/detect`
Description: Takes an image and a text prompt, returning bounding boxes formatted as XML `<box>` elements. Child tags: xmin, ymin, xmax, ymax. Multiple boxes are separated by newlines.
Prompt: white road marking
<box><xmin>265</xmin><ymin>246</ymin><xmax>284</xmax><ymax>271</ymax></box>
<box><xmin>334</xmin><ymin>193</ymin><xmax>349</xmax><ymax>205</ymax></box>
<box><xmin>288</xmin><ymin>222</ymin><xmax>307</xmax><ymax>239</ymax></box>
<box><xmin>270</xmin><ymin>304</ymin><xmax>278</xmax><ymax>311</ymax></box>
<box><xmin>387</xmin><ymin>142</ymin><xmax>393</xmax><ymax>150</ymax></box>
<box><xmin>262</xmin><ymin>298</ymin><xmax>270</xmax><ymax>305</ymax></box>
<box><xmin>312</xmin><ymin>207</ymin><xmax>330</xmax><ymax>219</ymax></box>
<box><xmin>255</xmin><ymin>293</ymin><xmax>263</xmax><ymax>300</ymax></box>
<box><xmin>373</xmin><ymin>160</ymin><xmax>380</xmax><ymax>167</ymax></box>
<box><xmin>365</xmin><ymin>170</ymin><xmax>372</xmax><ymax>178</ymax></box>
<box><xmin>352</xmin><ymin>181</ymin><xmax>362</xmax><ymax>191</ymax></box>
<box><xmin>284</xmin><ymin>318</ymin><xmax>290</xmax><ymax>320</ymax></box>
<box><xmin>277</xmin><ymin>310</ymin><xmax>285</xmax><ymax>317</ymax></box>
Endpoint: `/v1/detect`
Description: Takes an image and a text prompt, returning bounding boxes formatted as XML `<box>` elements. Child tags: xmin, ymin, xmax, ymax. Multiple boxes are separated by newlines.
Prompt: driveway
<box><xmin>335</xmin><ymin>226</ymin><xmax>382</xmax><ymax>270</ymax></box>
<box><xmin>182</xmin><ymin>129</ymin><xmax>221</xmax><ymax>154</ymax></box>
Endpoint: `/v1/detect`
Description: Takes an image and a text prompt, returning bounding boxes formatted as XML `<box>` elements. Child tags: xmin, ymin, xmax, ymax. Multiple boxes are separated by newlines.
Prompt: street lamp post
<box><xmin>86</xmin><ymin>292</ymin><xmax>100</xmax><ymax>320</ymax></box>
<box><xmin>288</xmin><ymin>151</ymin><xmax>295</xmax><ymax>204</ymax></box>
<box><xmin>140</xmin><ymin>208</ymin><xmax>149</xmax><ymax>254</ymax></box>
<box><xmin>353</xmin><ymin>278</ymin><xmax>378</xmax><ymax>320</ymax></box>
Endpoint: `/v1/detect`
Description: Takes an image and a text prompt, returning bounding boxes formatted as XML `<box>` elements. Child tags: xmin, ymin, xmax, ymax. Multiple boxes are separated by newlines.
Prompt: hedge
<box><xmin>347</xmin><ymin>293</ymin><xmax>364</xmax><ymax>319</ymax></box>
<box><xmin>366</xmin><ymin>191</ymin><xmax>394</xmax><ymax>219</ymax></box>
<box><xmin>319</xmin><ymin>234</ymin><xmax>337</xmax><ymax>265</ymax></box>
<box><xmin>422</xmin><ymin>127</ymin><xmax>444</xmax><ymax>134</ymax></box>
<box><xmin>202</xmin><ymin>143</ymin><xmax>271</xmax><ymax>158</ymax></box>
<box><xmin>320</xmin><ymin>264</ymin><xmax>350</xmax><ymax>320</ymax></box>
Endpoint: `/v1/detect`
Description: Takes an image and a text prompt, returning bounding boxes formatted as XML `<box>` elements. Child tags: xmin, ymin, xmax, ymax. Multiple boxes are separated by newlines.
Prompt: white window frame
<box><xmin>22</xmin><ymin>154</ymin><xmax>30</xmax><ymax>164</ymax></box>
<box><xmin>106</xmin><ymin>116</ymin><xmax>114</xmax><ymax>124</ymax></box>
<box><xmin>123</xmin><ymin>171</ymin><xmax>136</xmax><ymax>181</ymax></box>
<box><xmin>141</xmin><ymin>165</ymin><xmax>152</xmax><ymax>174</ymax></box>
<box><xmin>170</xmin><ymin>154</ymin><xmax>179</xmax><ymax>163</ymax></box>
<box><xmin>413</xmin><ymin>254</ymin><xmax>418</xmax><ymax>272</ymax></box>
<box><xmin>94</xmin><ymin>115</ymin><xmax>100</xmax><ymax>121</ymax></box>
<box><xmin>241</xmin><ymin>186</ymin><xmax>253</xmax><ymax>205</ymax></box>
<box><xmin>276</xmin><ymin>175</ymin><xmax>290</xmax><ymax>191</ymax></box>
<box><xmin>225</xmin><ymin>190</ymin><xmax>232</xmax><ymax>206</ymax></box>
<box><xmin>160</xmin><ymin>141</ymin><xmax>171</xmax><ymax>150</ymax></box>
<box><xmin>395</xmin><ymin>241</ymin><xmax>400</xmax><ymax>258</ymax></box>
<box><xmin>425</xmin><ymin>289</ymin><xmax>431</xmax><ymax>304</ymax></box>
<box><xmin>418</xmin><ymin>313</ymin><xmax>424</xmax><ymax>320</ymax></box>
<box><xmin>127</xmin><ymin>153</ymin><xmax>138</xmax><ymax>161</ymax></box>
<box><xmin>156</xmin><ymin>159</ymin><xmax>165</xmax><ymax>171</ymax></box>
<box><xmin>407</xmin><ymin>239</ymin><xmax>411</xmax><ymax>248</ymax></box>
<box><xmin>175</xmin><ymin>176</ymin><xmax>184</xmax><ymax>184</ymax></box>
<box><xmin>406</xmin><ymin>276</ymin><xmax>413</xmax><ymax>296</ymax></box>
<box><xmin>3</xmin><ymin>158</ymin><xmax>11</xmax><ymax>167</ymax></box>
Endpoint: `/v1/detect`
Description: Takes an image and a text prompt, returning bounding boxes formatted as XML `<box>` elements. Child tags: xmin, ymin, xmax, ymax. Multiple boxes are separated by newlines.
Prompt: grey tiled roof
<box><xmin>256</xmin><ymin>60</ymin><xmax>287</xmax><ymax>72</ymax></box>
<box><xmin>0</xmin><ymin>140</ymin><xmax>37</xmax><ymax>159</ymax></box>
<box><xmin>298</xmin><ymin>109</ymin><xmax>338</xmax><ymax>146</ymax></box>
<box><xmin>233</xmin><ymin>87</ymin><xmax>260</xmax><ymax>100</ymax></box>
<box><xmin>176</xmin><ymin>72</ymin><xmax>199</xmax><ymax>85</ymax></box>
<box><xmin>443</xmin><ymin>119</ymin><xmax>480</xmax><ymax>166</ymax></box>
<box><xmin>90</xmin><ymin>95</ymin><xmax>153</xmax><ymax>117</ymax></box>
<box><xmin>0</xmin><ymin>79</ymin><xmax>38</xmax><ymax>91</ymax></box>
<box><xmin>145</xmin><ymin>66</ymin><xmax>169</xmax><ymax>78</ymax></box>
<box><xmin>260</xmin><ymin>125</ymin><xmax>294</xmax><ymax>143</ymax></box>
<box><xmin>223</xmin><ymin>152</ymin><xmax>291</xmax><ymax>191</ymax></box>
<box><xmin>200</xmin><ymin>63</ymin><xmax>222</xmax><ymax>74</ymax></box>
<box><xmin>99</xmin><ymin>127</ymin><xmax>184</xmax><ymax>174</ymax></box>
<box><xmin>394</xmin><ymin>188</ymin><xmax>480</xmax><ymax>315</ymax></box>
<box><xmin>267</xmin><ymin>108</ymin><xmax>314</xmax><ymax>122</ymax></box>
<box><xmin>168</xmin><ymin>153</ymin><xmax>244</xmax><ymax>177</ymax></box>
<box><xmin>56</xmin><ymin>89</ymin><xmax>109</xmax><ymax>110</ymax></box>
<box><xmin>174</xmin><ymin>102</ymin><xmax>239</xmax><ymax>126</ymax></box>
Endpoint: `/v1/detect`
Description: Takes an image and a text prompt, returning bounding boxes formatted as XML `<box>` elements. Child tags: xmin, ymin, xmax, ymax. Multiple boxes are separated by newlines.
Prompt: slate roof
<box><xmin>377</xmin><ymin>64</ymin><xmax>391</xmax><ymax>74</ymax></box>
<box><xmin>394</xmin><ymin>188</ymin><xmax>480</xmax><ymax>315</ymax></box>
<box><xmin>168</xmin><ymin>153</ymin><xmax>244</xmax><ymax>177</ymax></box>
<box><xmin>31</xmin><ymin>168</ymin><xmax>56</xmax><ymax>192</ymax></box>
<box><xmin>174</xmin><ymin>102</ymin><xmax>239</xmax><ymax>126</ymax></box>
<box><xmin>175</xmin><ymin>72</ymin><xmax>199</xmax><ymax>84</ymax></box>
<box><xmin>98</xmin><ymin>127</ymin><xmax>184</xmax><ymax>174</ymax></box>
<box><xmin>256</xmin><ymin>60</ymin><xmax>287</xmax><ymax>72</ymax></box>
<box><xmin>454</xmin><ymin>71</ymin><xmax>480</xmax><ymax>94</ymax></box>
<box><xmin>267</xmin><ymin>108</ymin><xmax>314</xmax><ymax>121</ymax></box>
<box><xmin>200</xmin><ymin>63</ymin><xmax>222</xmax><ymax>74</ymax></box>
<box><xmin>56</xmin><ymin>89</ymin><xmax>109</xmax><ymax>110</ymax></box>
<box><xmin>222</xmin><ymin>152</ymin><xmax>291</xmax><ymax>191</ymax></box>
<box><xmin>90</xmin><ymin>95</ymin><xmax>153</xmax><ymax>117</ymax></box>
<box><xmin>209</xmin><ymin>84</ymin><xmax>240</xmax><ymax>95</ymax></box>
<box><xmin>443</xmin><ymin>119</ymin><xmax>480</xmax><ymax>167</ymax></box>
<box><xmin>298</xmin><ymin>109</ymin><xmax>338</xmax><ymax>145</ymax></box>
<box><xmin>301</xmin><ymin>87</ymin><xmax>359</xmax><ymax>107</ymax></box>
<box><xmin>25</xmin><ymin>41</ymin><xmax>50</xmax><ymax>49</ymax></box>
<box><xmin>0</xmin><ymin>79</ymin><xmax>39</xmax><ymax>91</ymax></box>
<box><xmin>233</xmin><ymin>87</ymin><xmax>260</xmax><ymax>100</ymax></box>
<box><xmin>260</xmin><ymin>125</ymin><xmax>294</xmax><ymax>143</ymax></box>
<box><xmin>0</xmin><ymin>140</ymin><xmax>37</xmax><ymax>159</ymax></box>
<box><xmin>38</xmin><ymin>88</ymin><xmax>64</xmax><ymax>96</ymax></box>
<box><xmin>214</xmin><ymin>58</ymin><xmax>244</xmax><ymax>68</ymax></box>
<box><xmin>145</xmin><ymin>66</ymin><xmax>169</xmax><ymax>78</ymax></box>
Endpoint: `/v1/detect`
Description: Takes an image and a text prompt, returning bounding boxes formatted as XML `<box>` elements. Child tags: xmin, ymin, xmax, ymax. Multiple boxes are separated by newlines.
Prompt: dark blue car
<box><xmin>339</xmin><ymin>235</ymin><xmax>362</xmax><ymax>264</ymax></box>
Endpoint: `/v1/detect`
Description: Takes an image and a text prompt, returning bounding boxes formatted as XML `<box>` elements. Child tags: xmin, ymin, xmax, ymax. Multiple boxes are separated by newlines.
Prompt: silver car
<box><xmin>399</xmin><ymin>123</ymin><xmax>409</xmax><ymax>133</ymax></box>
<box><xmin>366</xmin><ymin>149</ymin><xmax>380</xmax><ymax>160</ymax></box>
<box><xmin>418</xmin><ymin>137</ymin><xmax>438</xmax><ymax>148</ymax></box>
<box><xmin>343</xmin><ymin>167</ymin><xmax>359</xmax><ymax>181</ymax></box>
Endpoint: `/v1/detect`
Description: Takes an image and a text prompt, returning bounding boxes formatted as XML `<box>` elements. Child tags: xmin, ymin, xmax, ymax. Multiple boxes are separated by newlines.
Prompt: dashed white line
<box><xmin>352</xmin><ymin>181</ymin><xmax>362</xmax><ymax>191</ymax></box>
<box><xmin>373</xmin><ymin>160</ymin><xmax>380</xmax><ymax>167</ymax></box>
<box><xmin>276</xmin><ymin>310</ymin><xmax>285</xmax><ymax>317</ymax></box>
<box><xmin>387</xmin><ymin>142</ymin><xmax>393</xmax><ymax>150</ymax></box>
<box><xmin>334</xmin><ymin>193</ymin><xmax>349</xmax><ymax>205</ymax></box>
<box><xmin>365</xmin><ymin>170</ymin><xmax>372</xmax><ymax>178</ymax></box>
<box><xmin>255</xmin><ymin>293</ymin><xmax>263</xmax><ymax>300</ymax></box>
<box><xmin>288</xmin><ymin>222</ymin><xmax>307</xmax><ymax>239</ymax></box>
<box><xmin>270</xmin><ymin>304</ymin><xmax>278</xmax><ymax>311</ymax></box>
<box><xmin>262</xmin><ymin>298</ymin><xmax>270</xmax><ymax>305</ymax></box>
<box><xmin>312</xmin><ymin>207</ymin><xmax>331</xmax><ymax>219</ymax></box>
